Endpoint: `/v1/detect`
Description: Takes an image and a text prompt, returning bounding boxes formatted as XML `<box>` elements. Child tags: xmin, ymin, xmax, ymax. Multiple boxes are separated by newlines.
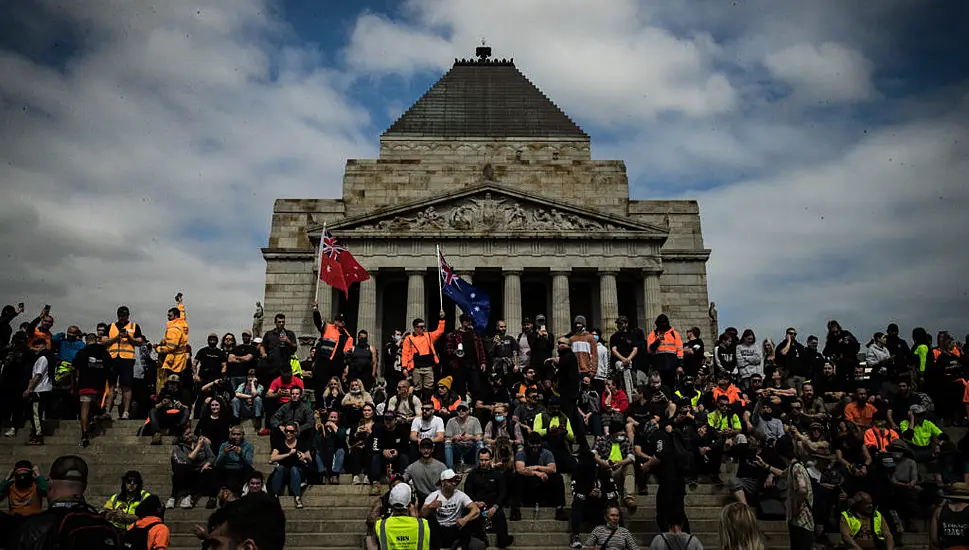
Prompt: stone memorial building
<box><xmin>261</xmin><ymin>47</ymin><xmax>715</xmax><ymax>351</ymax></box>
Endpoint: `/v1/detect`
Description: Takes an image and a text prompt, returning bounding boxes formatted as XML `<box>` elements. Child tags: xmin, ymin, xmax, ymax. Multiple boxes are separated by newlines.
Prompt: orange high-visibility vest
<box><xmin>647</xmin><ymin>329</ymin><xmax>684</xmax><ymax>358</ymax></box>
<box><xmin>321</xmin><ymin>323</ymin><xmax>354</xmax><ymax>360</ymax></box>
<box><xmin>107</xmin><ymin>322</ymin><xmax>138</xmax><ymax>360</ymax></box>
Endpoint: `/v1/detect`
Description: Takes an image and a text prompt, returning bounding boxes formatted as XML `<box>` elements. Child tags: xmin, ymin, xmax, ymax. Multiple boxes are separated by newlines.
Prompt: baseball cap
<box><xmin>383</xmin><ymin>410</ymin><xmax>397</xmax><ymax>419</ymax></box>
<box><xmin>455</xmin><ymin>403</ymin><xmax>469</xmax><ymax>411</ymax></box>
<box><xmin>389</xmin><ymin>483</ymin><xmax>412</xmax><ymax>508</ymax></box>
<box><xmin>49</xmin><ymin>455</ymin><xmax>89</xmax><ymax>485</ymax></box>
<box><xmin>419</xmin><ymin>438</ymin><xmax>434</xmax><ymax>449</ymax></box>
<box><xmin>439</xmin><ymin>469</ymin><xmax>459</xmax><ymax>483</ymax></box>
<box><xmin>910</xmin><ymin>404</ymin><xmax>926</xmax><ymax>415</ymax></box>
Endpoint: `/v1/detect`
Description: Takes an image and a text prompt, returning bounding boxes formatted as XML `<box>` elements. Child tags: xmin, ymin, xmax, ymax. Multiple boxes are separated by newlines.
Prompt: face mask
<box><xmin>761</xmin><ymin>413</ymin><xmax>772</xmax><ymax>421</ymax></box>
<box><xmin>394</xmin><ymin>335</ymin><xmax>401</xmax><ymax>342</ymax></box>
<box><xmin>593</xmin><ymin>335</ymin><xmax>599</xmax><ymax>342</ymax></box>
<box><xmin>498</xmin><ymin>329</ymin><xmax>506</xmax><ymax>335</ymax></box>
<box><xmin>208</xmin><ymin>341</ymin><xmax>218</xmax><ymax>347</ymax></box>
<box><xmin>495</xmin><ymin>415</ymin><xmax>505</xmax><ymax>423</ymax></box>
<box><xmin>359</xmin><ymin>338</ymin><xmax>368</xmax><ymax>344</ymax></box>
<box><xmin>351</xmin><ymin>389</ymin><xmax>361</xmax><ymax>394</ymax></box>
<box><xmin>606</xmin><ymin>521</ymin><xmax>618</xmax><ymax>530</ymax></box>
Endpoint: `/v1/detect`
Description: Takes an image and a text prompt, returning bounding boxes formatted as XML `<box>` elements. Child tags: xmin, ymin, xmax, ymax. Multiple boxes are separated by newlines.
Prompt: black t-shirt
<box><xmin>890</xmin><ymin>392</ymin><xmax>920</xmax><ymax>419</ymax></box>
<box><xmin>683</xmin><ymin>338</ymin><xmax>704</xmax><ymax>374</ymax></box>
<box><xmin>626</xmin><ymin>401</ymin><xmax>652</xmax><ymax>429</ymax></box>
<box><xmin>645</xmin><ymin>385</ymin><xmax>673</xmax><ymax>418</ymax></box>
<box><xmin>273</xmin><ymin>439</ymin><xmax>311</xmax><ymax>469</ymax></box>
<box><xmin>195</xmin><ymin>346</ymin><xmax>227</xmax><ymax>382</ymax></box>
<box><xmin>834</xmin><ymin>437</ymin><xmax>864</xmax><ymax>466</ymax></box>
<box><xmin>228</xmin><ymin>344</ymin><xmax>257</xmax><ymax>378</ymax></box>
<box><xmin>735</xmin><ymin>448</ymin><xmax>764</xmax><ymax>480</ymax></box>
<box><xmin>73</xmin><ymin>343</ymin><xmax>113</xmax><ymax>391</ymax></box>
<box><xmin>609</xmin><ymin>331</ymin><xmax>635</xmax><ymax>359</ymax></box>
<box><xmin>644</xmin><ymin>429</ymin><xmax>679</xmax><ymax>479</ymax></box>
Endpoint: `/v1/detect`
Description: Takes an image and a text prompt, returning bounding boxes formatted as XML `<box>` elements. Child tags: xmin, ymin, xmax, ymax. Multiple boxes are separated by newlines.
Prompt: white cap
<box><xmin>252</xmin><ymin>337</ymin><xmax>263</xmax><ymax>344</ymax></box>
<box><xmin>389</xmin><ymin>483</ymin><xmax>412</xmax><ymax>508</ymax></box>
<box><xmin>439</xmin><ymin>469</ymin><xmax>458</xmax><ymax>482</ymax></box>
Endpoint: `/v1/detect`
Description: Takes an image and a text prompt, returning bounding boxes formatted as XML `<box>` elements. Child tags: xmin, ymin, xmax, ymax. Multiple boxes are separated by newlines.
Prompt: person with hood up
<box><xmin>103</xmin><ymin>470</ymin><xmax>152</xmax><ymax>530</ymax></box>
<box><xmin>149</xmin><ymin>375</ymin><xmax>190</xmax><ymax>445</ymax></box>
<box><xmin>1</xmin><ymin>460</ymin><xmax>48</xmax><ymax>516</ymax></box>
<box><xmin>646</xmin><ymin>315</ymin><xmax>683</xmax><ymax>390</ymax></box>
<box><xmin>127</xmin><ymin>495</ymin><xmax>170</xmax><ymax>550</ymax></box>
<box><xmin>155</xmin><ymin>294</ymin><xmax>188</xmax><ymax>393</ymax></box>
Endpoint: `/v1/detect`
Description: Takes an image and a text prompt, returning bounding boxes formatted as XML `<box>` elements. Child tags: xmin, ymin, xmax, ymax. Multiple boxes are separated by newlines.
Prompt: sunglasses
<box><xmin>437</xmin><ymin>386</ymin><xmax>447</xmax><ymax>390</ymax></box>
<box><xmin>421</xmin><ymin>408</ymin><xmax>434</xmax><ymax>412</ymax></box>
<box><xmin>125</xmin><ymin>479</ymin><xmax>139</xmax><ymax>484</ymax></box>
<box><xmin>284</xmin><ymin>429</ymin><xmax>296</xmax><ymax>434</ymax></box>
<box><xmin>416</xmin><ymin>325</ymin><xmax>426</xmax><ymax>329</ymax></box>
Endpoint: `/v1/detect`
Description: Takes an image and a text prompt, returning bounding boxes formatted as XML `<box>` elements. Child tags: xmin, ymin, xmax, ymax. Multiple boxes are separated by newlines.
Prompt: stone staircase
<box><xmin>0</xmin><ymin>420</ymin><xmax>934</xmax><ymax>549</ymax></box>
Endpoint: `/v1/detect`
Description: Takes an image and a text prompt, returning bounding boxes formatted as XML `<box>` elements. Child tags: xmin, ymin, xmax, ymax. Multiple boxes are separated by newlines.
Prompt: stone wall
<box><xmin>660</xmin><ymin>259</ymin><xmax>714</xmax><ymax>342</ymax></box>
<box><xmin>261</xmin><ymin>254</ymin><xmax>317</xmax><ymax>342</ymax></box>
<box><xmin>379</xmin><ymin>137</ymin><xmax>592</xmax><ymax>162</ymax></box>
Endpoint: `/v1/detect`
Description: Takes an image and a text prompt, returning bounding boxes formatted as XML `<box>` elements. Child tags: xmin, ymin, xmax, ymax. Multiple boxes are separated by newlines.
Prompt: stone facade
<box><xmin>261</xmin><ymin>55</ymin><xmax>714</xmax><ymax>354</ymax></box>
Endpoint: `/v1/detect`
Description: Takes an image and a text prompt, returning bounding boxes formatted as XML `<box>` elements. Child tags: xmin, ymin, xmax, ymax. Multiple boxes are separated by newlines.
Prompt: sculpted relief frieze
<box><xmin>363</xmin><ymin>193</ymin><xmax>624</xmax><ymax>233</ymax></box>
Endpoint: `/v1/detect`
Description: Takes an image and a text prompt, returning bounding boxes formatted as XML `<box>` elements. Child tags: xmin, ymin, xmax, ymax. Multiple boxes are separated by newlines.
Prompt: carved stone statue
<box><xmin>708</xmin><ymin>302</ymin><xmax>718</xmax><ymax>339</ymax></box>
<box><xmin>507</xmin><ymin>203</ymin><xmax>527</xmax><ymax>229</ymax></box>
<box><xmin>252</xmin><ymin>301</ymin><xmax>264</xmax><ymax>336</ymax></box>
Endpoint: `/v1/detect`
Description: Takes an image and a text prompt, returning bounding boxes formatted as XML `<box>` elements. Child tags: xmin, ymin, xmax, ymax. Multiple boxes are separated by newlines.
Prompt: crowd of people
<box><xmin>3</xmin><ymin>294</ymin><xmax>969</xmax><ymax>549</ymax></box>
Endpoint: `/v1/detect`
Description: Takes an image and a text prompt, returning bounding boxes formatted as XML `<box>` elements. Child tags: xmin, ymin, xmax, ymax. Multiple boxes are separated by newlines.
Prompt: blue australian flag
<box><xmin>439</xmin><ymin>249</ymin><xmax>490</xmax><ymax>333</ymax></box>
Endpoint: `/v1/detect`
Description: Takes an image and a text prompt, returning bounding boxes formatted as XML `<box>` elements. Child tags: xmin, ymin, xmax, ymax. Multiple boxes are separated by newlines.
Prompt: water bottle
<box><xmin>534</xmin><ymin>502</ymin><xmax>540</xmax><ymax>519</ymax></box>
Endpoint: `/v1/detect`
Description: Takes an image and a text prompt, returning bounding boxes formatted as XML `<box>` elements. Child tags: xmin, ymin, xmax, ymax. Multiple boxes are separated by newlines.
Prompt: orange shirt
<box><xmin>863</xmin><ymin>427</ymin><xmax>899</xmax><ymax>451</ymax></box>
<box><xmin>401</xmin><ymin>321</ymin><xmax>445</xmax><ymax>371</ymax></box>
<box><xmin>130</xmin><ymin>516</ymin><xmax>170</xmax><ymax>550</ymax></box>
<box><xmin>844</xmin><ymin>402</ymin><xmax>877</xmax><ymax>427</ymax></box>
<box><xmin>712</xmin><ymin>385</ymin><xmax>745</xmax><ymax>406</ymax></box>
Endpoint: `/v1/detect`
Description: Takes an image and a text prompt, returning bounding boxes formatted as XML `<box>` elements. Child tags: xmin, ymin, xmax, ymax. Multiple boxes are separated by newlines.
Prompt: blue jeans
<box><xmin>587</xmin><ymin>414</ymin><xmax>603</xmax><ymax>437</ymax></box>
<box><xmin>313</xmin><ymin>449</ymin><xmax>345</xmax><ymax>475</ymax></box>
<box><xmin>445</xmin><ymin>441</ymin><xmax>482</xmax><ymax>470</ymax></box>
<box><xmin>270</xmin><ymin>464</ymin><xmax>303</xmax><ymax>497</ymax></box>
<box><xmin>232</xmin><ymin>396</ymin><xmax>263</xmax><ymax>419</ymax></box>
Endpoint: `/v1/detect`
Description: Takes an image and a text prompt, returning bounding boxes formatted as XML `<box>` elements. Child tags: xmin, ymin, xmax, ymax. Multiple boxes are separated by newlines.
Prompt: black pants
<box><xmin>172</xmin><ymin>466</ymin><xmax>216</xmax><ymax>498</ymax></box>
<box><xmin>482</xmin><ymin>506</ymin><xmax>513</xmax><ymax>548</ymax></box>
<box><xmin>656</xmin><ymin>478</ymin><xmax>689</xmax><ymax>532</ymax></box>
<box><xmin>429</xmin><ymin>518</ymin><xmax>485</xmax><ymax>550</ymax></box>
<box><xmin>215</xmin><ymin>466</ymin><xmax>253</xmax><ymax>493</ymax></box>
<box><xmin>514</xmin><ymin>472</ymin><xmax>565</xmax><ymax>507</ymax></box>
<box><xmin>789</xmin><ymin>524</ymin><xmax>814</xmax><ymax>550</ymax></box>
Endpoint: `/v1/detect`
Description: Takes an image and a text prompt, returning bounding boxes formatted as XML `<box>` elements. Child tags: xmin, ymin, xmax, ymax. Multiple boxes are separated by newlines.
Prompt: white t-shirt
<box><xmin>424</xmin><ymin>489</ymin><xmax>472</xmax><ymax>527</ymax></box>
<box><xmin>411</xmin><ymin>416</ymin><xmax>445</xmax><ymax>440</ymax></box>
<box><xmin>31</xmin><ymin>356</ymin><xmax>53</xmax><ymax>393</ymax></box>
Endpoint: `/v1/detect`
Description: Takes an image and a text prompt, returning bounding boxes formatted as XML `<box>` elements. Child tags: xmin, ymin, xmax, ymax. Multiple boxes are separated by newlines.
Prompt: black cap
<box><xmin>456</xmin><ymin>403</ymin><xmax>469</xmax><ymax>411</ymax></box>
<box><xmin>526</xmin><ymin>431</ymin><xmax>542</xmax><ymax>445</ymax></box>
<box><xmin>123</xmin><ymin>470</ymin><xmax>143</xmax><ymax>483</ymax></box>
<box><xmin>14</xmin><ymin>460</ymin><xmax>33</xmax><ymax>473</ymax></box>
<box><xmin>419</xmin><ymin>438</ymin><xmax>434</xmax><ymax>448</ymax></box>
<box><xmin>49</xmin><ymin>455</ymin><xmax>89</xmax><ymax>484</ymax></box>
<box><xmin>383</xmin><ymin>410</ymin><xmax>397</xmax><ymax>419</ymax></box>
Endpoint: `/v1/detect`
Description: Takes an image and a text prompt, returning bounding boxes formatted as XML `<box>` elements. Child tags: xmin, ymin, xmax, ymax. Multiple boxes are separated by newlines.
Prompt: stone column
<box><xmin>357</xmin><ymin>271</ymin><xmax>377</xmax><ymax>335</ymax></box>
<box><xmin>551</xmin><ymin>270</ymin><xmax>571</xmax><ymax>337</ymax></box>
<box><xmin>644</xmin><ymin>270</ymin><xmax>662</xmax><ymax>325</ymax></box>
<box><xmin>503</xmin><ymin>270</ymin><xmax>522</xmax><ymax>331</ymax></box>
<box><xmin>317</xmin><ymin>283</ymin><xmax>334</xmax><ymax>321</ymax></box>
<box><xmin>406</xmin><ymin>270</ymin><xmax>425</xmax><ymax>325</ymax></box>
<box><xmin>599</xmin><ymin>271</ymin><xmax>619</xmax><ymax>336</ymax></box>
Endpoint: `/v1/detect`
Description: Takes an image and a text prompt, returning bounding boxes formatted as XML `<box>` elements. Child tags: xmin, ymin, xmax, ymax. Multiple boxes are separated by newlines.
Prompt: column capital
<box><xmin>643</xmin><ymin>267</ymin><xmax>664</xmax><ymax>275</ymax></box>
<box><xmin>502</xmin><ymin>269</ymin><xmax>523</xmax><ymax>276</ymax></box>
<box><xmin>405</xmin><ymin>269</ymin><xmax>427</xmax><ymax>276</ymax></box>
<box><xmin>550</xmin><ymin>269</ymin><xmax>572</xmax><ymax>276</ymax></box>
<box><xmin>597</xmin><ymin>269</ymin><xmax>620</xmax><ymax>277</ymax></box>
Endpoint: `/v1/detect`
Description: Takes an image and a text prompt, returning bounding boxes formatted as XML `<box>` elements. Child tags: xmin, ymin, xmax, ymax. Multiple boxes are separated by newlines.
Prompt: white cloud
<box><xmin>343</xmin><ymin>0</ymin><xmax>739</xmax><ymax>123</ymax></box>
<box><xmin>765</xmin><ymin>42</ymin><xmax>875</xmax><ymax>104</ymax></box>
<box><xmin>0</xmin><ymin>0</ymin><xmax>373</xmax><ymax>344</ymax></box>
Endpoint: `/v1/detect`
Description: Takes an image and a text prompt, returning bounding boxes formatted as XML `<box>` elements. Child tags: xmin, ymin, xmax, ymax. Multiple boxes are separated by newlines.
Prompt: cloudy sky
<box><xmin>2</xmin><ymin>0</ymin><xmax>967</xmax><ymax>347</ymax></box>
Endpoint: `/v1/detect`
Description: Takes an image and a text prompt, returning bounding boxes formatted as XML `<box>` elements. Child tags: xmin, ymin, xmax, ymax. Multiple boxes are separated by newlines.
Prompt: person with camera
<box><xmin>148</xmin><ymin>374</ymin><xmax>190</xmax><ymax>445</ymax></box>
<box><xmin>402</xmin><ymin>312</ymin><xmax>446</xmax><ymax>402</ymax></box>
<box><xmin>1</xmin><ymin>460</ymin><xmax>47</xmax><ymax>517</ymax></box>
<box><xmin>259</xmin><ymin>313</ymin><xmax>298</xmax><ymax>386</ymax></box>
<box><xmin>371</xmin><ymin>410</ymin><xmax>411</xmax><ymax>496</ymax></box>
<box><xmin>264</xmin><ymin>367</ymin><xmax>305</xmax><ymax>435</ymax></box>
<box><xmin>489</xmin><ymin>320</ymin><xmax>520</xmax><ymax>386</ymax></box>
<box><xmin>528</xmin><ymin>315</ymin><xmax>554</xmax><ymax>374</ymax></box>
<box><xmin>446</xmin><ymin>314</ymin><xmax>487</xmax><ymax>401</ymax></box>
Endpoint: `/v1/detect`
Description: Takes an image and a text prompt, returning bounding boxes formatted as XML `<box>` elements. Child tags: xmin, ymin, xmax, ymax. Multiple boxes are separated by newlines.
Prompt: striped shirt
<box><xmin>584</xmin><ymin>526</ymin><xmax>639</xmax><ymax>550</ymax></box>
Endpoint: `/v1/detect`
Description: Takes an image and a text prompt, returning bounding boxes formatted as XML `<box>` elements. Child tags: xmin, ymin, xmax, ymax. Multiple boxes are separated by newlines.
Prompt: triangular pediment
<box><xmin>311</xmin><ymin>183</ymin><xmax>667</xmax><ymax>237</ymax></box>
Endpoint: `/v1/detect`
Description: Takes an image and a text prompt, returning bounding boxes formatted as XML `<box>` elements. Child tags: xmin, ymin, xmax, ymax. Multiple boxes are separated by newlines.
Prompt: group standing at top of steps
<box><xmin>4</xmin><ymin>295</ymin><xmax>969</xmax><ymax>549</ymax></box>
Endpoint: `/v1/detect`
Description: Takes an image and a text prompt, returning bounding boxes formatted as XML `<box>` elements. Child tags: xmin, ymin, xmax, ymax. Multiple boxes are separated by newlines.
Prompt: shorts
<box><xmin>79</xmin><ymin>394</ymin><xmax>96</xmax><ymax>404</ymax></box>
<box><xmin>113</xmin><ymin>358</ymin><xmax>135</xmax><ymax>388</ymax></box>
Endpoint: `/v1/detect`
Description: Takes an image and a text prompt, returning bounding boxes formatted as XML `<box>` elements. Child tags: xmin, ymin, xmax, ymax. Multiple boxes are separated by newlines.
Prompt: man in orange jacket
<box><xmin>402</xmin><ymin>310</ymin><xmax>446</xmax><ymax>401</ymax></box>
<box><xmin>156</xmin><ymin>294</ymin><xmax>189</xmax><ymax>392</ymax></box>
<box><xmin>646</xmin><ymin>314</ymin><xmax>683</xmax><ymax>389</ymax></box>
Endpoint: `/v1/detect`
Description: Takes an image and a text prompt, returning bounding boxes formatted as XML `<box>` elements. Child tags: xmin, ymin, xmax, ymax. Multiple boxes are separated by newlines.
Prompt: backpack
<box><xmin>47</xmin><ymin>502</ymin><xmax>123</xmax><ymax>550</ymax></box>
<box><xmin>661</xmin><ymin>533</ymin><xmax>695</xmax><ymax>550</ymax></box>
<box><xmin>124</xmin><ymin>519</ymin><xmax>162</xmax><ymax>550</ymax></box>
<box><xmin>669</xmin><ymin>430</ymin><xmax>695</xmax><ymax>478</ymax></box>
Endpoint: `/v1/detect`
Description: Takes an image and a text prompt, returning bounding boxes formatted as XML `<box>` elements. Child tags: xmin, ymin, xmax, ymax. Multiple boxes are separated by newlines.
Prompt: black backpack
<box><xmin>124</xmin><ymin>519</ymin><xmax>162</xmax><ymax>550</ymax></box>
<box><xmin>46</xmin><ymin>503</ymin><xmax>123</xmax><ymax>550</ymax></box>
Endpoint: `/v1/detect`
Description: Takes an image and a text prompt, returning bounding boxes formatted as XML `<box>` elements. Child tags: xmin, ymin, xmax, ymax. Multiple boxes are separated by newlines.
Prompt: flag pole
<box><xmin>436</xmin><ymin>244</ymin><xmax>444</xmax><ymax>310</ymax></box>
<box><xmin>315</xmin><ymin>223</ymin><xmax>325</xmax><ymax>305</ymax></box>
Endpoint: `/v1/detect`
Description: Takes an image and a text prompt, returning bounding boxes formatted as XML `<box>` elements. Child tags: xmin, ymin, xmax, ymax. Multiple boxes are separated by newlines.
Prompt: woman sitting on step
<box><xmin>269</xmin><ymin>420</ymin><xmax>315</xmax><ymax>509</ymax></box>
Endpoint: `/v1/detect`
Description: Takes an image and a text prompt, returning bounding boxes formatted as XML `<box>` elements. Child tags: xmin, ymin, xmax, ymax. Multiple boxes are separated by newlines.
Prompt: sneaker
<box><xmin>121</xmin><ymin>411</ymin><xmax>130</xmax><ymax>420</ymax></box>
<box><xmin>206</xmin><ymin>497</ymin><xmax>217</xmax><ymax>509</ymax></box>
<box><xmin>294</xmin><ymin>496</ymin><xmax>304</xmax><ymax>509</ymax></box>
<box><xmin>329</xmin><ymin>475</ymin><xmax>340</xmax><ymax>485</ymax></box>
<box><xmin>570</xmin><ymin>535</ymin><xmax>582</xmax><ymax>549</ymax></box>
<box><xmin>258</xmin><ymin>428</ymin><xmax>270</xmax><ymax>436</ymax></box>
<box><xmin>179</xmin><ymin>496</ymin><xmax>193</xmax><ymax>509</ymax></box>
<box><xmin>554</xmin><ymin>507</ymin><xmax>568</xmax><ymax>521</ymax></box>
<box><xmin>165</xmin><ymin>498</ymin><xmax>176</xmax><ymax>509</ymax></box>
<box><xmin>151</xmin><ymin>433</ymin><xmax>163</xmax><ymax>445</ymax></box>
<box><xmin>3</xmin><ymin>427</ymin><xmax>14</xmax><ymax>437</ymax></box>
<box><xmin>26</xmin><ymin>437</ymin><xmax>43</xmax><ymax>446</ymax></box>
<box><xmin>80</xmin><ymin>436</ymin><xmax>90</xmax><ymax>448</ymax></box>
<box><xmin>688</xmin><ymin>480</ymin><xmax>698</xmax><ymax>490</ymax></box>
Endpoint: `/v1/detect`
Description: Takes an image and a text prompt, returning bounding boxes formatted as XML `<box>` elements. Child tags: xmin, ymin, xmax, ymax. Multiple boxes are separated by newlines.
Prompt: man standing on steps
<box><xmin>646</xmin><ymin>314</ymin><xmax>683</xmax><ymax>390</ymax></box>
<box><xmin>72</xmin><ymin>332</ymin><xmax>113</xmax><ymax>447</ymax></box>
<box><xmin>102</xmin><ymin>305</ymin><xmax>145</xmax><ymax>420</ymax></box>
<box><xmin>14</xmin><ymin>455</ymin><xmax>123</xmax><ymax>550</ymax></box>
<box><xmin>403</xmin><ymin>312</ymin><xmax>447</xmax><ymax>402</ymax></box>
<box><xmin>376</xmin><ymin>483</ymin><xmax>429</xmax><ymax>550</ymax></box>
